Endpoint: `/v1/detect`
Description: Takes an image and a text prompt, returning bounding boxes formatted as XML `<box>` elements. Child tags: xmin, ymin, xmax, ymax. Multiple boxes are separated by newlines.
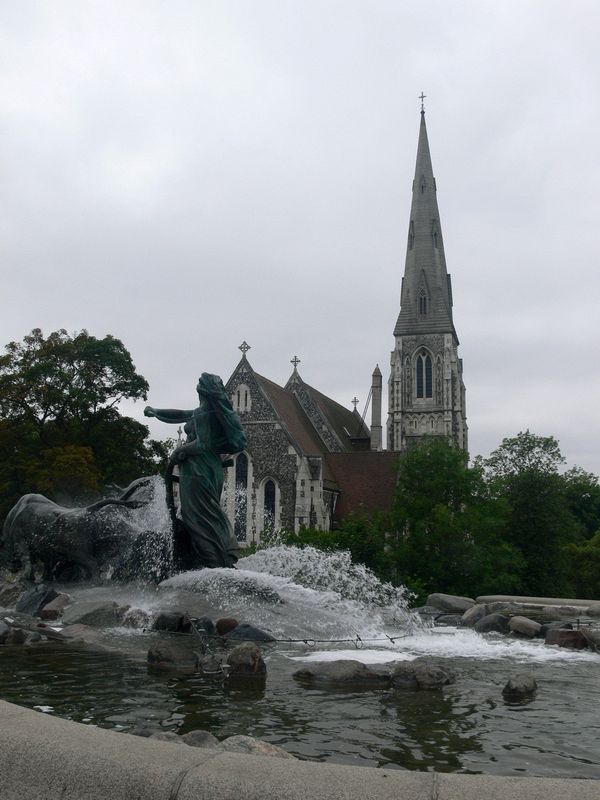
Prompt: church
<box><xmin>222</xmin><ymin>106</ymin><xmax>467</xmax><ymax>545</ymax></box>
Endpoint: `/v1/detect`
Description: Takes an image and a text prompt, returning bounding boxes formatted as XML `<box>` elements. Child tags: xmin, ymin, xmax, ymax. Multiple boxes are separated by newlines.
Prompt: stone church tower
<box><xmin>388</xmin><ymin>107</ymin><xmax>468</xmax><ymax>452</ymax></box>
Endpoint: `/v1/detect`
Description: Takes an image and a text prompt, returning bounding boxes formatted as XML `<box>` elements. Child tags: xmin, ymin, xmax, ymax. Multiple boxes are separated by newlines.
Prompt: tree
<box><xmin>389</xmin><ymin>438</ymin><xmax>520</xmax><ymax>599</ymax></box>
<box><xmin>0</xmin><ymin>329</ymin><xmax>166</xmax><ymax>525</ymax></box>
<box><xmin>484</xmin><ymin>431</ymin><xmax>577</xmax><ymax>597</ymax></box>
<box><xmin>562</xmin><ymin>467</ymin><xmax>600</xmax><ymax>541</ymax></box>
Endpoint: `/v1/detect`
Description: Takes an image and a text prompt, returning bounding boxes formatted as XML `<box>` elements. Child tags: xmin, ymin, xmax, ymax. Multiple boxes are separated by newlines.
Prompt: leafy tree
<box><xmin>389</xmin><ymin>437</ymin><xmax>520</xmax><ymax>598</ymax></box>
<box><xmin>562</xmin><ymin>466</ymin><xmax>600</xmax><ymax>541</ymax></box>
<box><xmin>565</xmin><ymin>532</ymin><xmax>600</xmax><ymax>599</ymax></box>
<box><xmin>484</xmin><ymin>431</ymin><xmax>577</xmax><ymax>596</ymax></box>
<box><xmin>0</xmin><ymin>328</ymin><xmax>166</xmax><ymax>525</ymax></box>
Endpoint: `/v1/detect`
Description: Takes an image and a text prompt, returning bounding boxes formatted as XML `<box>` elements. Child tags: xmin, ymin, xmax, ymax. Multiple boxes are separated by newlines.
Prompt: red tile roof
<box><xmin>325</xmin><ymin>452</ymin><xmax>398</xmax><ymax>522</ymax></box>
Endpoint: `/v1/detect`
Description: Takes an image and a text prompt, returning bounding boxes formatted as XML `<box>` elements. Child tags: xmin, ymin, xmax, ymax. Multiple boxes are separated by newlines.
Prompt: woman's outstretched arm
<box><xmin>144</xmin><ymin>406</ymin><xmax>194</xmax><ymax>424</ymax></box>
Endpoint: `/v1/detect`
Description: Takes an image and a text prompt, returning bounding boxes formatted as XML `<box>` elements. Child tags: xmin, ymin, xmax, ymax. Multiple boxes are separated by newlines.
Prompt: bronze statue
<box><xmin>145</xmin><ymin>373</ymin><xmax>246</xmax><ymax>570</ymax></box>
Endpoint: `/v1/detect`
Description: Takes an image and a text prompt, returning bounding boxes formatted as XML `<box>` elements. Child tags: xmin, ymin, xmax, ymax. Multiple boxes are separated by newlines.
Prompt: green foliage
<box><xmin>565</xmin><ymin>532</ymin><xmax>600</xmax><ymax>599</ymax></box>
<box><xmin>0</xmin><ymin>329</ymin><xmax>166</xmax><ymax>524</ymax></box>
<box><xmin>389</xmin><ymin>437</ymin><xmax>521</xmax><ymax>598</ymax></box>
<box><xmin>484</xmin><ymin>431</ymin><xmax>578</xmax><ymax>597</ymax></box>
<box><xmin>562</xmin><ymin>467</ymin><xmax>600</xmax><ymax>541</ymax></box>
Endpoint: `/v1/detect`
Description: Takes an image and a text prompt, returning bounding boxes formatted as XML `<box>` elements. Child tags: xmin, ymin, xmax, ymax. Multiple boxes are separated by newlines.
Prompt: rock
<box><xmin>224</xmin><ymin>623</ymin><xmax>276</xmax><ymax>642</ymax></box>
<box><xmin>540</xmin><ymin>620</ymin><xmax>573</xmax><ymax>637</ymax></box>
<box><xmin>225</xmin><ymin>642</ymin><xmax>267</xmax><ymax>678</ymax></box>
<box><xmin>15</xmin><ymin>584</ymin><xmax>59</xmax><ymax>617</ymax></box>
<box><xmin>391</xmin><ymin>660</ymin><xmax>455</xmax><ymax>691</ymax></box>
<box><xmin>122</xmin><ymin>607</ymin><xmax>152</xmax><ymax>628</ymax></box>
<box><xmin>149</xmin><ymin>731</ymin><xmax>184</xmax><ymax>744</ymax></box>
<box><xmin>502</xmin><ymin>673</ymin><xmax>537</xmax><ymax>700</ymax></box>
<box><xmin>486</xmin><ymin>601</ymin><xmax>521</xmax><ymax>616</ymax></box>
<box><xmin>181</xmin><ymin>729</ymin><xmax>220</xmax><ymax>748</ymax></box>
<box><xmin>194</xmin><ymin>616</ymin><xmax>216</xmax><ymax>636</ymax></box>
<box><xmin>580</xmin><ymin>626</ymin><xmax>600</xmax><ymax>652</ymax></box>
<box><xmin>509</xmin><ymin>616</ymin><xmax>542</xmax><ymax>638</ymax></box>
<box><xmin>0</xmin><ymin>576</ymin><xmax>28</xmax><ymax>607</ymax></box>
<box><xmin>216</xmin><ymin>617</ymin><xmax>238</xmax><ymax>635</ymax></box>
<box><xmin>151</xmin><ymin>611</ymin><xmax>192</xmax><ymax>633</ymax></box>
<box><xmin>585</xmin><ymin>603</ymin><xmax>600</xmax><ymax>618</ymax></box>
<box><xmin>147</xmin><ymin>643</ymin><xmax>198</xmax><ymax>673</ymax></box>
<box><xmin>544</xmin><ymin>629</ymin><xmax>588</xmax><ymax>649</ymax></box>
<box><xmin>426</xmin><ymin>593</ymin><xmax>475</xmax><ymax>614</ymax></box>
<box><xmin>3</xmin><ymin>626</ymin><xmax>27</xmax><ymax>645</ymax></box>
<box><xmin>59</xmin><ymin>624</ymin><xmax>104</xmax><ymax>645</ymax></box>
<box><xmin>435</xmin><ymin>614</ymin><xmax>463</xmax><ymax>626</ymax></box>
<box><xmin>293</xmin><ymin>659</ymin><xmax>389</xmax><ymax>686</ymax></box>
<box><xmin>61</xmin><ymin>601</ymin><xmax>121</xmax><ymax>627</ymax></box>
<box><xmin>474</xmin><ymin>612</ymin><xmax>510</xmax><ymax>634</ymax></box>
<box><xmin>0</xmin><ymin>620</ymin><xmax>11</xmax><ymax>644</ymax></box>
<box><xmin>460</xmin><ymin>604</ymin><xmax>489</xmax><ymax>627</ymax></box>
<box><xmin>198</xmin><ymin>654</ymin><xmax>225</xmax><ymax>675</ymax></box>
<box><xmin>39</xmin><ymin>593</ymin><xmax>71</xmax><ymax>620</ymax></box>
<box><xmin>413</xmin><ymin>605</ymin><xmax>441</xmax><ymax>618</ymax></box>
<box><xmin>541</xmin><ymin>605</ymin><xmax>580</xmax><ymax>619</ymax></box>
<box><xmin>220</xmin><ymin>735</ymin><xmax>296</xmax><ymax>759</ymax></box>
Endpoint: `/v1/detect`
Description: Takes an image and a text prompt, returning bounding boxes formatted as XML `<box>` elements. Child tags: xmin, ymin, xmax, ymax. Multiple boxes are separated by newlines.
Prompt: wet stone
<box><xmin>225</xmin><ymin>642</ymin><xmax>267</xmax><ymax>679</ymax></box>
<box><xmin>224</xmin><ymin>623</ymin><xmax>276</xmax><ymax>642</ymax></box>
<box><xmin>293</xmin><ymin>659</ymin><xmax>390</xmax><ymax>687</ymax></box>
<box><xmin>503</xmin><ymin>673</ymin><xmax>537</xmax><ymax>700</ymax></box>
<box><xmin>15</xmin><ymin>584</ymin><xmax>58</xmax><ymax>617</ymax></box>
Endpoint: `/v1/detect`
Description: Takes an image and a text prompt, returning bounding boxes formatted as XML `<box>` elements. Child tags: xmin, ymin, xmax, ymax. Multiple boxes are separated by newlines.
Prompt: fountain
<box><xmin>1</xmin><ymin>375</ymin><xmax>600</xmax><ymax>780</ymax></box>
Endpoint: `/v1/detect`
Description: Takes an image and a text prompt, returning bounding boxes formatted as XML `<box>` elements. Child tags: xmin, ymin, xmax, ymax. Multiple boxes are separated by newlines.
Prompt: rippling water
<box><xmin>1</xmin><ymin>545</ymin><xmax>599</xmax><ymax>778</ymax></box>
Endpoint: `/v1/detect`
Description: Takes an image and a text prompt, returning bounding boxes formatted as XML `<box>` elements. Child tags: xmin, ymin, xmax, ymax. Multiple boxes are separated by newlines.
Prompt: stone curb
<box><xmin>0</xmin><ymin>700</ymin><xmax>598</xmax><ymax>799</ymax></box>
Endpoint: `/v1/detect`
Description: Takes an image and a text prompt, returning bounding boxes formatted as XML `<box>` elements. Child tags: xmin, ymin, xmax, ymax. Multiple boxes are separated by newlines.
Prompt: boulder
<box><xmin>149</xmin><ymin>731</ymin><xmax>183</xmax><ymax>744</ymax></box>
<box><xmin>0</xmin><ymin>576</ymin><xmax>28</xmax><ymax>607</ymax></box>
<box><xmin>293</xmin><ymin>659</ymin><xmax>389</xmax><ymax>687</ymax></box>
<box><xmin>544</xmin><ymin>629</ymin><xmax>588</xmax><ymax>649</ymax></box>
<box><xmin>181</xmin><ymin>729</ymin><xmax>220</xmax><ymax>748</ymax></box>
<box><xmin>147</xmin><ymin>643</ymin><xmax>198</xmax><ymax>673</ymax></box>
<box><xmin>122</xmin><ymin>607</ymin><xmax>152</xmax><ymax>628</ymax></box>
<box><xmin>540</xmin><ymin>620</ymin><xmax>573</xmax><ymax>637</ymax></box>
<box><xmin>61</xmin><ymin>601</ymin><xmax>121</xmax><ymax>627</ymax></box>
<box><xmin>151</xmin><ymin>611</ymin><xmax>192</xmax><ymax>633</ymax></box>
<box><xmin>486</xmin><ymin>601</ymin><xmax>521</xmax><ymax>616</ymax></box>
<box><xmin>3</xmin><ymin>627</ymin><xmax>27</xmax><ymax>645</ymax></box>
<box><xmin>194</xmin><ymin>616</ymin><xmax>216</xmax><ymax>636</ymax></box>
<box><xmin>220</xmin><ymin>735</ymin><xmax>296</xmax><ymax>759</ymax></box>
<box><xmin>15</xmin><ymin>584</ymin><xmax>58</xmax><ymax>617</ymax></box>
<box><xmin>426</xmin><ymin>593</ymin><xmax>475</xmax><ymax>614</ymax></box>
<box><xmin>541</xmin><ymin>605</ymin><xmax>580</xmax><ymax>619</ymax></box>
<box><xmin>460</xmin><ymin>604</ymin><xmax>489</xmax><ymax>627</ymax></box>
<box><xmin>216</xmin><ymin>617</ymin><xmax>238</xmax><ymax>635</ymax></box>
<box><xmin>509</xmin><ymin>616</ymin><xmax>542</xmax><ymax>638</ymax></box>
<box><xmin>198</xmin><ymin>655</ymin><xmax>226</xmax><ymax>675</ymax></box>
<box><xmin>59</xmin><ymin>623</ymin><xmax>104</xmax><ymax>645</ymax></box>
<box><xmin>502</xmin><ymin>673</ymin><xmax>537</xmax><ymax>700</ymax></box>
<box><xmin>0</xmin><ymin>620</ymin><xmax>11</xmax><ymax>644</ymax></box>
<box><xmin>224</xmin><ymin>623</ymin><xmax>276</xmax><ymax>643</ymax></box>
<box><xmin>585</xmin><ymin>603</ymin><xmax>600</xmax><ymax>618</ymax></box>
<box><xmin>474</xmin><ymin>613</ymin><xmax>510</xmax><ymax>634</ymax></box>
<box><xmin>580</xmin><ymin>626</ymin><xmax>600</xmax><ymax>653</ymax></box>
<box><xmin>40</xmin><ymin>593</ymin><xmax>71</xmax><ymax>621</ymax></box>
<box><xmin>225</xmin><ymin>642</ymin><xmax>267</xmax><ymax>679</ymax></box>
<box><xmin>391</xmin><ymin>660</ymin><xmax>455</xmax><ymax>691</ymax></box>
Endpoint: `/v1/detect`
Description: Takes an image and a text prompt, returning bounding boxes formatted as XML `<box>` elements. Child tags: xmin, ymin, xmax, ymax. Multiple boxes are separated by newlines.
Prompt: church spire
<box><xmin>394</xmin><ymin>107</ymin><xmax>456</xmax><ymax>340</ymax></box>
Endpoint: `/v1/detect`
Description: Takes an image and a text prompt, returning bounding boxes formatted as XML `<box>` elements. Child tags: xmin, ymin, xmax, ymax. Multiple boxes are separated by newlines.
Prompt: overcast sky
<box><xmin>2</xmin><ymin>1</ymin><xmax>599</xmax><ymax>473</ymax></box>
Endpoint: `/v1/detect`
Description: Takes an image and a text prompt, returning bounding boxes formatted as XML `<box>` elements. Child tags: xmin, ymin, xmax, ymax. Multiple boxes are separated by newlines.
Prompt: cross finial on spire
<box><xmin>239</xmin><ymin>340</ymin><xmax>251</xmax><ymax>355</ymax></box>
<box><xmin>291</xmin><ymin>355</ymin><xmax>301</xmax><ymax>370</ymax></box>
<box><xmin>351</xmin><ymin>397</ymin><xmax>359</xmax><ymax>410</ymax></box>
<box><xmin>419</xmin><ymin>92</ymin><xmax>426</xmax><ymax>114</ymax></box>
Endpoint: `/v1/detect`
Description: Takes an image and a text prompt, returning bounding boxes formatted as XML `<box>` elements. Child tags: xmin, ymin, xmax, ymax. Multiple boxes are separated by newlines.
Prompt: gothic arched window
<box><xmin>416</xmin><ymin>351</ymin><xmax>433</xmax><ymax>399</ymax></box>
<box><xmin>263</xmin><ymin>479</ymin><xmax>276</xmax><ymax>533</ymax></box>
<box><xmin>418</xmin><ymin>290</ymin><xmax>428</xmax><ymax>316</ymax></box>
<box><xmin>408</xmin><ymin>221</ymin><xmax>415</xmax><ymax>250</ymax></box>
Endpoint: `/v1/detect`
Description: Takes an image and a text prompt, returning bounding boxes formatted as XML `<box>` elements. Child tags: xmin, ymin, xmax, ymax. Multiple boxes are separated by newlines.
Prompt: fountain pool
<box><xmin>1</xmin><ymin>545</ymin><xmax>599</xmax><ymax>779</ymax></box>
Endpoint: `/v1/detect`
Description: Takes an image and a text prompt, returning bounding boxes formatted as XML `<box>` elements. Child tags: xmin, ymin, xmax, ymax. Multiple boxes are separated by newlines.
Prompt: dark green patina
<box><xmin>145</xmin><ymin>373</ymin><xmax>246</xmax><ymax>569</ymax></box>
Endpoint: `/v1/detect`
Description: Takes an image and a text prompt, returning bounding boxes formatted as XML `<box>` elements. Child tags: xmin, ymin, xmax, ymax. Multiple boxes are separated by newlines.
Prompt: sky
<box><xmin>2</xmin><ymin>1</ymin><xmax>600</xmax><ymax>473</ymax></box>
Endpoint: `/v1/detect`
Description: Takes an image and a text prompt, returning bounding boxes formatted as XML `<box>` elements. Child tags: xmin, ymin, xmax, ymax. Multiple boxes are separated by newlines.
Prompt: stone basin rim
<box><xmin>1</xmin><ymin>699</ymin><xmax>599</xmax><ymax>800</ymax></box>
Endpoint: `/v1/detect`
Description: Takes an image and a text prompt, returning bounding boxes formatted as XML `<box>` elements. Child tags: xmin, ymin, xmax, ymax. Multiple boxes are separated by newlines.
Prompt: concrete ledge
<box><xmin>476</xmin><ymin>595</ymin><xmax>598</xmax><ymax>608</ymax></box>
<box><xmin>1</xmin><ymin>699</ymin><xmax>598</xmax><ymax>799</ymax></box>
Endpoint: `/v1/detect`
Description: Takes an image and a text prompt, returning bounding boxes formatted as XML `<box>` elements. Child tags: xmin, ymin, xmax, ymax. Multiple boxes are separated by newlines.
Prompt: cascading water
<box><xmin>161</xmin><ymin>545</ymin><xmax>423</xmax><ymax>641</ymax></box>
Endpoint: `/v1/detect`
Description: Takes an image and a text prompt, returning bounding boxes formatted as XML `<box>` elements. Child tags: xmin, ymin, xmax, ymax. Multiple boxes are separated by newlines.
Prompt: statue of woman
<box><xmin>144</xmin><ymin>373</ymin><xmax>246</xmax><ymax>569</ymax></box>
